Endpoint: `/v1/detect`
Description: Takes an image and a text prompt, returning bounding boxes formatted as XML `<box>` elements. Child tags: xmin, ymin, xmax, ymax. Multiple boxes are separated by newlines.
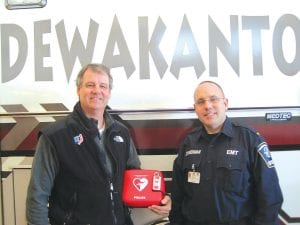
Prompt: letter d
<box><xmin>1</xmin><ymin>24</ymin><xmax>27</xmax><ymax>83</ymax></box>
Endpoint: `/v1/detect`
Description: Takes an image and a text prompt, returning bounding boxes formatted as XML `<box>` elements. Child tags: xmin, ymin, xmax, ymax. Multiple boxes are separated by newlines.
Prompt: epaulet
<box><xmin>232</xmin><ymin>121</ymin><xmax>261</xmax><ymax>136</ymax></box>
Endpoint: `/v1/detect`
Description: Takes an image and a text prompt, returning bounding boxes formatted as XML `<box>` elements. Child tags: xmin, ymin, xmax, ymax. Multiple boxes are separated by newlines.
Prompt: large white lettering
<box><xmin>1</xmin><ymin>14</ymin><xmax>300</xmax><ymax>83</ymax></box>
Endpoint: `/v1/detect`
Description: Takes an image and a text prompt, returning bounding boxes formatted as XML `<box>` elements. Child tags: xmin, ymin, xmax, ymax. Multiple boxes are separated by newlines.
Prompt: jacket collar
<box><xmin>72</xmin><ymin>102</ymin><xmax>115</xmax><ymax>132</ymax></box>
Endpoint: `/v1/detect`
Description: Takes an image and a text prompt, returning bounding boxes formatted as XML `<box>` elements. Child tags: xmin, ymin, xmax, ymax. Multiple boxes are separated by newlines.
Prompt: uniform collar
<box><xmin>219</xmin><ymin>117</ymin><xmax>234</xmax><ymax>138</ymax></box>
<box><xmin>198</xmin><ymin>116</ymin><xmax>234</xmax><ymax>139</ymax></box>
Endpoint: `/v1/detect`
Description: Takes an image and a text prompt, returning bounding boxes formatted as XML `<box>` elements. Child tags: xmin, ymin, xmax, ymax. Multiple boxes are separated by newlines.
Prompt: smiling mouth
<box><xmin>205</xmin><ymin>111</ymin><xmax>216</xmax><ymax>117</ymax></box>
<box><xmin>90</xmin><ymin>97</ymin><xmax>103</xmax><ymax>101</ymax></box>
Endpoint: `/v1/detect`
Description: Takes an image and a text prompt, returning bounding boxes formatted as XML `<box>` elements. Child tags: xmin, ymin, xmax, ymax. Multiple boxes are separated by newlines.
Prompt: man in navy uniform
<box><xmin>169</xmin><ymin>81</ymin><xmax>283</xmax><ymax>225</ymax></box>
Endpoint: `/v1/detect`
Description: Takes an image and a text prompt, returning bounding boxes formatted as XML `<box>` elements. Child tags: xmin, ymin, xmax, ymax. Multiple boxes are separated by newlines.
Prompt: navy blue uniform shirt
<box><xmin>169</xmin><ymin>117</ymin><xmax>283</xmax><ymax>225</ymax></box>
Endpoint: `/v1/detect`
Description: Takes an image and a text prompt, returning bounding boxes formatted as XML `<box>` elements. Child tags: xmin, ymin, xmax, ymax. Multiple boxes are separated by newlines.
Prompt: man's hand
<box><xmin>148</xmin><ymin>195</ymin><xmax>171</xmax><ymax>216</ymax></box>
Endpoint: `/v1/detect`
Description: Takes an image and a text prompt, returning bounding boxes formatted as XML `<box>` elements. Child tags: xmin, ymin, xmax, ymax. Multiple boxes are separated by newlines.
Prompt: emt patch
<box><xmin>258</xmin><ymin>142</ymin><xmax>274</xmax><ymax>168</ymax></box>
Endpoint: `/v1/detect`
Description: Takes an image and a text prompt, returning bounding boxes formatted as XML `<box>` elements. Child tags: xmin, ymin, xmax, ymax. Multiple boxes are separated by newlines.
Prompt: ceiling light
<box><xmin>5</xmin><ymin>0</ymin><xmax>47</xmax><ymax>10</ymax></box>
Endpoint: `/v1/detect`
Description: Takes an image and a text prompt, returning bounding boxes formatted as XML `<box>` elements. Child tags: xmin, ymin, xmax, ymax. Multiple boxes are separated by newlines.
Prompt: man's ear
<box><xmin>224</xmin><ymin>98</ymin><xmax>229</xmax><ymax>110</ymax></box>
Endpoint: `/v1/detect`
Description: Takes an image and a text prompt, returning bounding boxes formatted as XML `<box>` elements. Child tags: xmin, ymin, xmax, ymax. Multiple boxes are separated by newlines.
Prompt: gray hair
<box><xmin>75</xmin><ymin>63</ymin><xmax>113</xmax><ymax>90</ymax></box>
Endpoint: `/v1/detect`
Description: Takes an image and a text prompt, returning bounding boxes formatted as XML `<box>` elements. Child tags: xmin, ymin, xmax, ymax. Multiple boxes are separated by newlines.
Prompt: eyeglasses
<box><xmin>195</xmin><ymin>96</ymin><xmax>224</xmax><ymax>106</ymax></box>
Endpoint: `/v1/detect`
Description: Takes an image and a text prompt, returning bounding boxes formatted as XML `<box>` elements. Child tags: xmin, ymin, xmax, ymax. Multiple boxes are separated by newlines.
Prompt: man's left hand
<box><xmin>148</xmin><ymin>195</ymin><xmax>171</xmax><ymax>216</ymax></box>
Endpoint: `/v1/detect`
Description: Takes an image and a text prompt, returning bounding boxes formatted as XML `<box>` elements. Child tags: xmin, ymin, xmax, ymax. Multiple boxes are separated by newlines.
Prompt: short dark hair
<box><xmin>198</xmin><ymin>80</ymin><xmax>225</xmax><ymax>97</ymax></box>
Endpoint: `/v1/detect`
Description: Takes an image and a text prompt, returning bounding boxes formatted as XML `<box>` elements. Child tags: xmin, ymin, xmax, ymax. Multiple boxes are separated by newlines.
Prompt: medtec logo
<box><xmin>265</xmin><ymin>112</ymin><xmax>292</xmax><ymax>121</ymax></box>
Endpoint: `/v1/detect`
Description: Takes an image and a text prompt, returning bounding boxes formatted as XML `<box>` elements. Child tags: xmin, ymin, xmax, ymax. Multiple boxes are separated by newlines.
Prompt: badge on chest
<box><xmin>188</xmin><ymin>163</ymin><xmax>200</xmax><ymax>184</ymax></box>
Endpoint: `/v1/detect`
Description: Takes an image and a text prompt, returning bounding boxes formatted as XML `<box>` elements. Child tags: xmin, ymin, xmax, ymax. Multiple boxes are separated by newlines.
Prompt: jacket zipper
<box><xmin>110</xmin><ymin>180</ymin><xmax>118</xmax><ymax>225</ymax></box>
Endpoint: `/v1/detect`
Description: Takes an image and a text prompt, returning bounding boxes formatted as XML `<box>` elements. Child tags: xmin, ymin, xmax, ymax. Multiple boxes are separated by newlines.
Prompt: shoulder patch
<box><xmin>257</xmin><ymin>142</ymin><xmax>275</xmax><ymax>168</ymax></box>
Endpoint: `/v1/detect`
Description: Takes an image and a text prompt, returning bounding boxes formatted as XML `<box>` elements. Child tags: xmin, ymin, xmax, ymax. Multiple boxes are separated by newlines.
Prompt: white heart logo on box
<box><xmin>133</xmin><ymin>177</ymin><xmax>148</xmax><ymax>191</ymax></box>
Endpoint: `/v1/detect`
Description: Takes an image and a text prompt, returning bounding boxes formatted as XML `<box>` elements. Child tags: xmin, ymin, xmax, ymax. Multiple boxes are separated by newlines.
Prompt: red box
<box><xmin>122</xmin><ymin>169</ymin><xmax>165</xmax><ymax>207</ymax></box>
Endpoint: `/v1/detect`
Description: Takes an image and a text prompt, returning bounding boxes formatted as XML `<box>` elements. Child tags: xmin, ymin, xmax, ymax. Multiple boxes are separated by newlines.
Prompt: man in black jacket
<box><xmin>26</xmin><ymin>63</ymin><xmax>170</xmax><ymax>225</ymax></box>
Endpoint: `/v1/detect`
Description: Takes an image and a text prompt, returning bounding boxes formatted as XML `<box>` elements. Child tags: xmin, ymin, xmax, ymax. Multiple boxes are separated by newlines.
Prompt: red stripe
<box><xmin>131</xmin><ymin>124</ymin><xmax>300</xmax><ymax>149</ymax></box>
<box><xmin>1</xmin><ymin>119</ymin><xmax>300</xmax><ymax>151</ymax></box>
<box><xmin>131</xmin><ymin>127</ymin><xmax>193</xmax><ymax>149</ymax></box>
<box><xmin>17</xmin><ymin>128</ymin><xmax>39</xmax><ymax>150</ymax></box>
<box><xmin>253</xmin><ymin>124</ymin><xmax>300</xmax><ymax>146</ymax></box>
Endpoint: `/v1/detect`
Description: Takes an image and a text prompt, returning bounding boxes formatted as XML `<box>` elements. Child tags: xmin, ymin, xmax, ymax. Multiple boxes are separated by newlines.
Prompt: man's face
<box><xmin>77</xmin><ymin>68</ymin><xmax>111</xmax><ymax>117</ymax></box>
<box><xmin>193</xmin><ymin>82</ymin><xmax>228</xmax><ymax>134</ymax></box>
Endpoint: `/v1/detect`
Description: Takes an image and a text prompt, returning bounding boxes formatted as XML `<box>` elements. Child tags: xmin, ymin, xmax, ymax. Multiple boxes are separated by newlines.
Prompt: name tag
<box><xmin>188</xmin><ymin>171</ymin><xmax>200</xmax><ymax>184</ymax></box>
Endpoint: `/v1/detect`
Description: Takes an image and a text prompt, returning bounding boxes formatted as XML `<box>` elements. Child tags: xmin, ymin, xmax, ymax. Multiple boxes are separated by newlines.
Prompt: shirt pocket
<box><xmin>216</xmin><ymin>155</ymin><xmax>245</xmax><ymax>193</ymax></box>
<box><xmin>182</xmin><ymin>153</ymin><xmax>202</xmax><ymax>171</ymax></box>
<box><xmin>182</xmin><ymin>152</ymin><xmax>202</xmax><ymax>186</ymax></box>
